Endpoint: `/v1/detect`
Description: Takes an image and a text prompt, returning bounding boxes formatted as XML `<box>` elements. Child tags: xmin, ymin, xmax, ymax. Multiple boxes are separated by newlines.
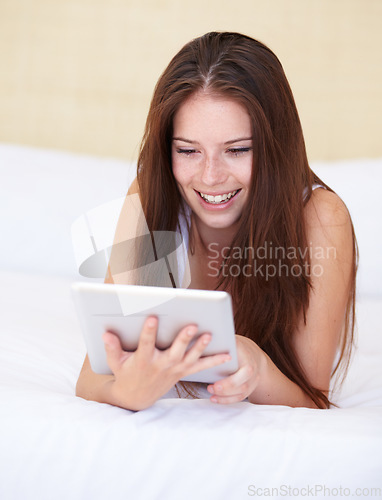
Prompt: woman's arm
<box><xmin>290</xmin><ymin>188</ymin><xmax>354</xmax><ymax>397</ymax></box>
<box><xmin>207</xmin><ymin>188</ymin><xmax>354</xmax><ymax>408</ymax></box>
<box><xmin>207</xmin><ymin>335</ymin><xmax>319</xmax><ymax>408</ymax></box>
<box><xmin>76</xmin><ymin>180</ymin><xmax>140</xmax><ymax>404</ymax></box>
<box><xmin>104</xmin><ymin>177</ymin><xmax>140</xmax><ymax>285</ymax></box>
<box><xmin>76</xmin><ymin>178</ymin><xmax>231</xmax><ymax>410</ymax></box>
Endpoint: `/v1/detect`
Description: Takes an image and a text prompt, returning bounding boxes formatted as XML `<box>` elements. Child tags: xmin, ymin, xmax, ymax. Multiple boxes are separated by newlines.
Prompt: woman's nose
<box><xmin>200</xmin><ymin>155</ymin><xmax>227</xmax><ymax>186</ymax></box>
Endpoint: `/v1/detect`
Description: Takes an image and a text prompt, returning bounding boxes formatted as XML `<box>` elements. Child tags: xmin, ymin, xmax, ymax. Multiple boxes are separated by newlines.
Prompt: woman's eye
<box><xmin>227</xmin><ymin>147</ymin><xmax>252</xmax><ymax>157</ymax></box>
<box><xmin>176</xmin><ymin>149</ymin><xmax>197</xmax><ymax>157</ymax></box>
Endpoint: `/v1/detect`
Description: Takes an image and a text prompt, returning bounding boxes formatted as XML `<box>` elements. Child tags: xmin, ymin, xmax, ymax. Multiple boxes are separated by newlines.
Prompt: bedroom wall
<box><xmin>0</xmin><ymin>0</ymin><xmax>381</xmax><ymax>162</ymax></box>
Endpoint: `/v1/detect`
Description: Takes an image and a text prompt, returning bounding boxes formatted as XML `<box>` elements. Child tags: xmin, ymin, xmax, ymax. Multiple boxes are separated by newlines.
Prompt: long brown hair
<box><xmin>137</xmin><ymin>32</ymin><xmax>357</xmax><ymax>408</ymax></box>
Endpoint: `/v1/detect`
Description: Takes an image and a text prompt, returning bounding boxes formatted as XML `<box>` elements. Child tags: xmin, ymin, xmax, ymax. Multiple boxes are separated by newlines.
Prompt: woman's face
<box><xmin>172</xmin><ymin>91</ymin><xmax>253</xmax><ymax>234</ymax></box>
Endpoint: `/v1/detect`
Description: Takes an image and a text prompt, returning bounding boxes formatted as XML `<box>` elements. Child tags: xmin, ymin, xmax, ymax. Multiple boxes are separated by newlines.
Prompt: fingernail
<box><xmin>187</xmin><ymin>327</ymin><xmax>196</xmax><ymax>336</ymax></box>
<box><xmin>202</xmin><ymin>335</ymin><xmax>211</xmax><ymax>344</ymax></box>
<box><xmin>147</xmin><ymin>317</ymin><xmax>156</xmax><ymax>328</ymax></box>
<box><xmin>211</xmin><ymin>397</ymin><xmax>218</xmax><ymax>403</ymax></box>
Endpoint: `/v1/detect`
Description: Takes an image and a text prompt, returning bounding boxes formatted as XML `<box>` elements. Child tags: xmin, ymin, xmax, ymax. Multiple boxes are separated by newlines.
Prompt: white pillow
<box><xmin>0</xmin><ymin>144</ymin><xmax>135</xmax><ymax>278</ymax></box>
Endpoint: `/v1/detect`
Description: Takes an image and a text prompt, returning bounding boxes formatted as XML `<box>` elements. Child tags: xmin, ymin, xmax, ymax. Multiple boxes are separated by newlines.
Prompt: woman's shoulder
<box><xmin>303</xmin><ymin>187</ymin><xmax>354</xmax><ymax>262</ymax></box>
<box><xmin>127</xmin><ymin>177</ymin><xmax>139</xmax><ymax>195</ymax></box>
<box><xmin>304</xmin><ymin>187</ymin><xmax>351</xmax><ymax>230</ymax></box>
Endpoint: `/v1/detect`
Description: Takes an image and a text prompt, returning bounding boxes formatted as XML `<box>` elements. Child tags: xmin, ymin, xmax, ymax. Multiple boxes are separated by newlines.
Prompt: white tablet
<box><xmin>71</xmin><ymin>282</ymin><xmax>238</xmax><ymax>383</ymax></box>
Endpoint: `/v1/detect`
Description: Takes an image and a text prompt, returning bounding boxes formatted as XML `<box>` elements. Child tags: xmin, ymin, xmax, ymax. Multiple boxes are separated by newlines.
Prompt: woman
<box><xmin>76</xmin><ymin>32</ymin><xmax>357</xmax><ymax>411</ymax></box>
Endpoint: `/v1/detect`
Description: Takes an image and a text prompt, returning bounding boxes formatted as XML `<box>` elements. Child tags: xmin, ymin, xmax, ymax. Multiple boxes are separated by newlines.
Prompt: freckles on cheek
<box><xmin>172</xmin><ymin>163</ymin><xmax>190</xmax><ymax>186</ymax></box>
<box><xmin>171</xmin><ymin>156</ymin><xmax>181</xmax><ymax>180</ymax></box>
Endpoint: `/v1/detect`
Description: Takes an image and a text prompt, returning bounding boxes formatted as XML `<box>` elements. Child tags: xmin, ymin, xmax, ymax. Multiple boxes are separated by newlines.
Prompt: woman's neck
<box><xmin>190</xmin><ymin>213</ymin><xmax>238</xmax><ymax>258</ymax></box>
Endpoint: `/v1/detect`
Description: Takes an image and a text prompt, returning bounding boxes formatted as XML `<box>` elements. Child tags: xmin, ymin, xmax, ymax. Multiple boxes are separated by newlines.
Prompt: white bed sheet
<box><xmin>0</xmin><ymin>270</ymin><xmax>381</xmax><ymax>500</ymax></box>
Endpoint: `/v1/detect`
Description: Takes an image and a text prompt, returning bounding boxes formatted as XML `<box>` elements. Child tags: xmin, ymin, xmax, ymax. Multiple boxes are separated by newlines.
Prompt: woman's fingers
<box><xmin>207</xmin><ymin>365</ymin><xmax>259</xmax><ymax>403</ymax></box>
<box><xmin>166</xmin><ymin>324</ymin><xmax>199</xmax><ymax>361</ymax></box>
<box><xmin>136</xmin><ymin>316</ymin><xmax>158</xmax><ymax>358</ymax></box>
<box><xmin>103</xmin><ymin>331</ymin><xmax>130</xmax><ymax>373</ymax></box>
<box><xmin>165</xmin><ymin>326</ymin><xmax>232</xmax><ymax>377</ymax></box>
<box><xmin>184</xmin><ymin>333</ymin><xmax>212</xmax><ymax>362</ymax></box>
<box><xmin>105</xmin><ymin>319</ymin><xmax>234</xmax><ymax>383</ymax></box>
<box><xmin>210</xmin><ymin>393</ymin><xmax>248</xmax><ymax>404</ymax></box>
<box><xmin>103</xmin><ymin>317</ymin><xmax>157</xmax><ymax>374</ymax></box>
<box><xmin>184</xmin><ymin>351</ymin><xmax>232</xmax><ymax>376</ymax></box>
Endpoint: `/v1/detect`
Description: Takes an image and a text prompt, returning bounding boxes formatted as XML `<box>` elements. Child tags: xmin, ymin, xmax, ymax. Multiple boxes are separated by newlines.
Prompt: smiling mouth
<box><xmin>197</xmin><ymin>189</ymin><xmax>240</xmax><ymax>205</ymax></box>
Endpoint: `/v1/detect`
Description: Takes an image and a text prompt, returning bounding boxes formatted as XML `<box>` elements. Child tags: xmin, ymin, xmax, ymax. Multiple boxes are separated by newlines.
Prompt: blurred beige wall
<box><xmin>0</xmin><ymin>0</ymin><xmax>381</xmax><ymax>162</ymax></box>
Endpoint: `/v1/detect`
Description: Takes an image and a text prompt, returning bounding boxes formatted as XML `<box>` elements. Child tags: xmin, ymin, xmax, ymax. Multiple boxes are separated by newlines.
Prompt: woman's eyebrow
<box><xmin>172</xmin><ymin>136</ymin><xmax>253</xmax><ymax>144</ymax></box>
<box><xmin>224</xmin><ymin>137</ymin><xmax>253</xmax><ymax>145</ymax></box>
<box><xmin>172</xmin><ymin>137</ymin><xmax>198</xmax><ymax>144</ymax></box>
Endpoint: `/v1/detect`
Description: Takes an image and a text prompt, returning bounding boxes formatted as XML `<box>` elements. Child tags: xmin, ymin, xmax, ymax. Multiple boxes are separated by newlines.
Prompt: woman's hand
<box><xmin>207</xmin><ymin>335</ymin><xmax>266</xmax><ymax>404</ymax></box>
<box><xmin>102</xmin><ymin>316</ymin><xmax>232</xmax><ymax>411</ymax></box>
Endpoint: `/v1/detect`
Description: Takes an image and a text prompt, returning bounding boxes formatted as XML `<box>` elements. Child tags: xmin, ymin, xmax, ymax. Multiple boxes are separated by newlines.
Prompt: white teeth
<box><xmin>199</xmin><ymin>190</ymin><xmax>238</xmax><ymax>204</ymax></box>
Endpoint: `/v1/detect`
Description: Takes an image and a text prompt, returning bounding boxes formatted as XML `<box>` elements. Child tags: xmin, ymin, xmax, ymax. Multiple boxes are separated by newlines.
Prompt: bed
<box><xmin>0</xmin><ymin>143</ymin><xmax>381</xmax><ymax>500</ymax></box>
